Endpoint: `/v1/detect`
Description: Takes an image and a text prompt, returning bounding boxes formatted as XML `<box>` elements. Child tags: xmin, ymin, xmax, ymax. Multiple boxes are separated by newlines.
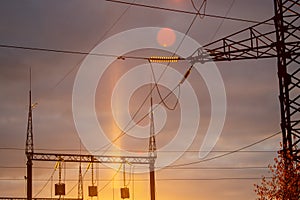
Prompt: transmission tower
<box><xmin>273</xmin><ymin>0</ymin><xmax>299</xmax><ymax>160</ymax></box>
<box><xmin>187</xmin><ymin>0</ymin><xmax>300</xmax><ymax>161</ymax></box>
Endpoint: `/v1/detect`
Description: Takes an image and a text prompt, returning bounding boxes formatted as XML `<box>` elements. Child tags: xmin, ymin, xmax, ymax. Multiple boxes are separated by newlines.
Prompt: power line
<box><xmin>190</xmin><ymin>0</ymin><xmax>207</xmax><ymax>19</ymax></box>
<box><xmin>0</xmin><ymin>43</ymin><xmax>164</xmax><ymax>61</ymax></box>
<box><xmin>163</xmin><ymin>166</ymin><xmax>269</xmax><ymax>170</ymax></box>
<box><xmin>0</xmin><ymin>165</ymin><xmax>270</xmax><ymax>170</ymax></box>
<box><xmin>135</xmin><ymin>1</ymin><xmax>200</xmax><ymax>113</ymax></box>
<box><xmin>167</xmin><ymin>131</ymin><xmax>281</xmax><ymax>167</ymax></box>
<box><xmin>105</xmin><ymin>0</ymin><xmax>273</xmax><ymax>25</ymax></box>
<box><xmin>0</xmin><ymin>44</ymin><xmax>183</xmax><ymax>151</ymax></box>
<box><xmin>0</xmin><ymin>177</ymin><xmax>272</xmax><ymax>181</ymax></box>
<box><xmin>100</xmin><ymin>0</ymin><xmax>135</xmax><ymax>40</ymax></box>
<box><xmin>154</xmin><ymin>177</ymin><xmax>273</xmax><ymax>181</ymax></box>
<box><xmin>93</xmin><ymin>81</ymin><xmax>182</xmax><ymax>153</ymax></box>
<box><xmin>0</xmin><ymin>147</ymin><xmax>279</xmax><ymax>153</ymax></box>
<box><xmin>0</xmin><ymin>44</ymin><xmax>117</xmax><ymax>58</ymax></box>
<box><xmin>100</xmin><ymin>0</ymin><xmax>207</xmax><ymax>149</ymax></box>
<box><xmin>146</xmin><ymin>0</ymin><xmax>204</xmax><ymax>111</ymax></box>
<box><xmin>33</xmin><ymin>168</ymin><xmax>56</xmax><ymax>198</ymax></box>
<box><xmin>209</xmin><ymin>0</ymin><xmax>236</xmax><ymax>42</ymax></box>
<box><xmin>98</xmin><ymin>163</ymin><xmax>122</xmax><ymax>193</ymax></box>
<box><xmin>149</xmin><ymin>60</ymin><xmax>180</xmax><ymax>110</ymax></box>
<box><xmin>49</xmin><ymin>0</ymin><xmax>135</xmax><ymax>91</ymax></box>
<box><xmin>94</xmin><ymin>65</ymin><xmax>192</xmax><ymax>152</ymax></box>
<box><xmin>101</xmin><ymin>0</ymin><xmax>207</xmax><ymax>150</ymax></box>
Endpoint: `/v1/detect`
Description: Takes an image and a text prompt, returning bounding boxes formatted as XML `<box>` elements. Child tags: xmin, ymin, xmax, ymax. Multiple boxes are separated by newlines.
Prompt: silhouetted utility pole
<box><xmin>25</xmin><ymin>70</ymin><xmax>33</xmax><ymax>200</ymax></box>
<box><xmin>149</xmin><ymin>97</ymin><xmax>157</xmax><ymax>200</ymax></box>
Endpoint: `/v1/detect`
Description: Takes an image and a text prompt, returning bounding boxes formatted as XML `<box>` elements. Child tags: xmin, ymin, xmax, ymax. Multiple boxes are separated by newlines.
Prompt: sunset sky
<box><xmin>0</xmin><ymin>1</ymin><xmax>283</xmax><ymax>200</ymax></box>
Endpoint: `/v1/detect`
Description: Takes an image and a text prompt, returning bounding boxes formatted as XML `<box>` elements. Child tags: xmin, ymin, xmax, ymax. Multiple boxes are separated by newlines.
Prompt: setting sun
<box><xmin>157</xmin><ymin>28</ymin><xmax>176</xmax><ymax>47</ymax></box>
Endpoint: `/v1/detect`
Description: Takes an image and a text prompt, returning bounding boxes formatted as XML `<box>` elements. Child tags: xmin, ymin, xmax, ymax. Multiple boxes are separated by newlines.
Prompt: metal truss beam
<box><xmin>188</xmin><ymin>18</ymin><xmax>277</xmax><ymax>63</ymax></box>
<box><xmin>32</xmin><ymin>152</ymin><xmax>152</xmax><ymax>165</ymax></box>
<box><xmin>187</xmin><ymin>17</ymin><xmax>299</xmax><ymax>63</ymax></box>
<box><xmin>188</xmin><ymin>0</ymin><xmax>300</xmax><ymax>161</ymax></box>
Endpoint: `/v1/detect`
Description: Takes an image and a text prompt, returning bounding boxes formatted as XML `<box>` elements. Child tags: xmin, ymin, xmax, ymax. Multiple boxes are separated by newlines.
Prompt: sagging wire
<box><xmin>98</xmin><ymin>164</ymin><xmax>123</xmax><ymax>193</ymax></box>
<box><xmin>144</xmin><ymin>0</ymin><xmax>203</xmax><ymax>111</ymax></box>
<box><xmin>148</xmin><ymin>60</ymin><xmax>180</xmax><ymax>110</ymax></box>
<box><xmin>168</xmin><ymin>131</ymin><xmax>281</xmax><ymax>167</ymax></box>
<box><xmin>33</xmin><ymin>164</ymin><xmax>57</xmax><ymax>197</ymax></box>
<box><xmin>191</xmin><ymin>0</ymin><xmax>207</xmax><ymax>19</ymax></box>
<box><xmin>131</xmin><ymin>166</ymin><xmax>135</xmax><ymax>200</ymax></box>
<box><xmin>103</xmin><ymin>0</ymin><xmax>203</xmax><ymax>149</ymax></box>
<box><xmin>92</xmin><ymin>0</ymin><xmax>202</xmax><ymax>153</ymax></box>
<box><xmin>124</xmin><ymin>162</ymin><xmax>133</xmax><ymax>187</ymax></box>
<box><xmin>92</xmin><ymin>68</ymin><xmax>159</xmax><ymax>154</ymax></box>
<box><xmin>95</xmin><ymin>63</ymin><xmax>194</xmax><ymax>154</ymax></box>
<box><xmin>209</xmin><ymin>0</ymin><xmax>236</xmax><ymax>43</ymax></box>
<box><xmin>105</xmin><ymin>0</ymin><xmax>270</xmax><ymax>24</ymax></box>
<box><xmin>37</xmin><ymin>0</ymin><xmax>135</xmax><ymax>98</ymax></box>
<box><xmin>66</xmin><ymin>162</ymin><xmax>93</xmax><ymax>195</ymax></box>
<box><xmin>96</xmin><ymin>162</ymin><xmax>100</xmax><ymax>200</ymax></box>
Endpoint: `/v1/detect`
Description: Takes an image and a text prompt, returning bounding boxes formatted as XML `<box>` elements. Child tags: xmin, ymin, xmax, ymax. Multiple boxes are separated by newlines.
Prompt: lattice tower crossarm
<box><xmin>186</xmin><ymin>0</ymin><xmax>300</xmax><ymax>161</ymax></box>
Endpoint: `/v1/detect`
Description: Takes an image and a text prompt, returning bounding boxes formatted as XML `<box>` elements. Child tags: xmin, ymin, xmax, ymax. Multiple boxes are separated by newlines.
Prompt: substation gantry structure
<box><xmin>25</xmin><ymin>0</ymin><xmax>299</xmax><ymax>199</ymax></box>
<box><xmin>25</xmin><ymin>91</ymin><xmax>157</xmax><ymax>200</ymax></box>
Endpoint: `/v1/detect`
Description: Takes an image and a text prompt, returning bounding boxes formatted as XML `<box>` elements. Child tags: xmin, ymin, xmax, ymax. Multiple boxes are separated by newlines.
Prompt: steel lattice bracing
<box><xmin>188</xmin><ymin>0</ymin><xmax>300</xmax><ymax>161</ymax></box>
<box><xmin>27</xmin><ymin>153</ymin><xmax>153</xmax><ymax>199</ymax></box>
<box><xmin>187</xmin><ymin>18</ymin><xmax>279</xmax><ymax>63</ymax></box>
<box><xmin>25</xmin><ymin>90</ymin><xmax>34</xmax><ymax>200</ymax></box>
<box><xmin>274</xmin><ymin>0</ymin><xmax>300</xmax><ymax>161</ymax></box>
<box><xmin>32</xmin><ymin>152</ymin><xmax>152</xmax><ymax>164</ymax></box>
<box><xmin>77</xmin><ymin>164</ymin><xmax>83</xmax><ymax>200</ymax></box>
<box><xmin>25</xmin><ymin>91</ymin><xmax>34</xmax><ymax>156</ymax></box>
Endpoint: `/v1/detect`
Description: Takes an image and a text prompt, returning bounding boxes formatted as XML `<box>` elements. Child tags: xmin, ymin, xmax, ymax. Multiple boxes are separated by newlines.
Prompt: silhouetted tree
<box><xmin>254</xmin><ymin>149</ymin><xmax>300</xmax><ymax>200</ymax></box>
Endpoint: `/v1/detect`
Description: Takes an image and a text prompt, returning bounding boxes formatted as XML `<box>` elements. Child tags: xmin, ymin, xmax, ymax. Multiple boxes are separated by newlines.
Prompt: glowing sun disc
<box><xmin>157</xmin><ymin>28</ymin><xmax>176</xmax><ymax>47</ymax></box>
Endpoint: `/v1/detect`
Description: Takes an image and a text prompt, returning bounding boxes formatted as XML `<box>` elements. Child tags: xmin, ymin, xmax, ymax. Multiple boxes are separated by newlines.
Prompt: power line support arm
<box><xmin>187</xmin><ymin>0</ymin><xmax>300</xmax><ymax>162</ymax></box>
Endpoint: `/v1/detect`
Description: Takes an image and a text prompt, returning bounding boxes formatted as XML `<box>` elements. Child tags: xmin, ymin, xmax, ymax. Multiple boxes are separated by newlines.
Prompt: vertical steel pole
<box><xmin>27</xmin><ymin>158</ymin><xmax>32</xmax><ymax>200</ymax></box>
<box><xmin>149</xmin><ymin>162</ymin><xmax>155</xmax><ymax>200</ymax></box>
<box><xmin>26</xmin><ymin>72</ymin><xmax>34</xmax><ymax>200</ymax></box>
<box><xmin>149</xmin><ymin>96</ymin><xmax>156</xmax><ymax>200</ymax></box>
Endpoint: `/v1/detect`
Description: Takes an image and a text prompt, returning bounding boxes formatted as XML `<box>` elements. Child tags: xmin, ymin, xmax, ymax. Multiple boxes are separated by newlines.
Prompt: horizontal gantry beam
<box><xmin>31</xmin><ymin>152</ymin><xmax>153</xmax><ymax>165</ymax></box>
